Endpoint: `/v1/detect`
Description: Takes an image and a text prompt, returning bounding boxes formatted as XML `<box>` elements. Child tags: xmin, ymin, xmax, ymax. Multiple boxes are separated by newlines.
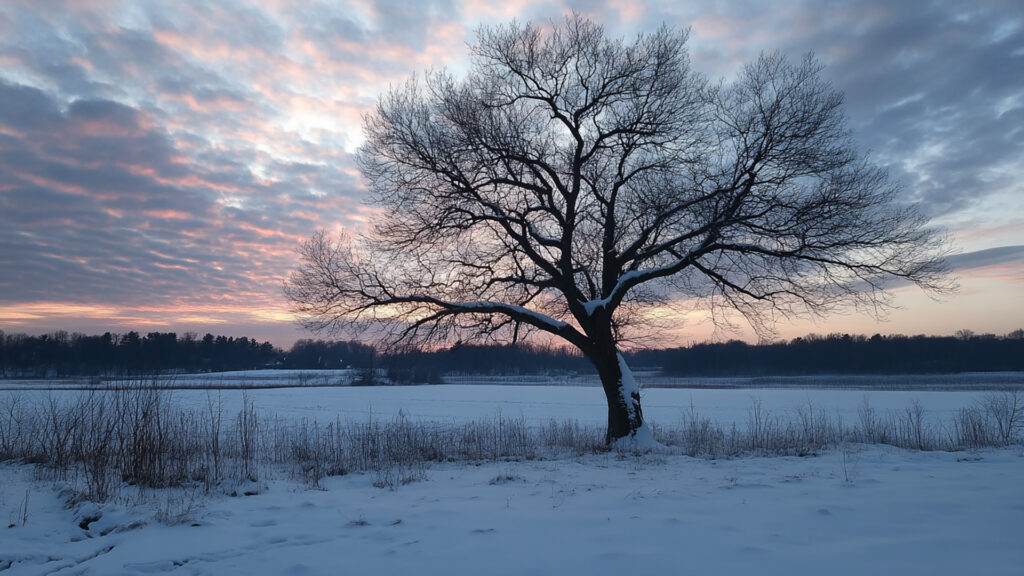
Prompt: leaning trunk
<box><xmin>594</xmin><ymin>348</ymin><xmax>650</xmax><ymax>446</ymax></box>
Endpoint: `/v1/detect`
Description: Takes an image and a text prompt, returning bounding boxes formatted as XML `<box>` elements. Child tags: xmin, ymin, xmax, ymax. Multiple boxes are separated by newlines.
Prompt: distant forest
<box><xmin>1</xmin><ymin>328</ymin><xmax>1022</xmax><ymax>378</ymax></box>
<box><xmin>0</xmin><ymin>331</ymin><xmax>282</xmax><ymax>377</ymax></box>
<box><xmin>634</xmin><ymin>330</ymin><xmax>1024</xmax><ymax>376</ymax></box>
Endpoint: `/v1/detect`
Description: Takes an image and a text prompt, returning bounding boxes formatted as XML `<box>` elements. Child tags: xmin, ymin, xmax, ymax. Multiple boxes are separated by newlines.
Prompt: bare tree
<box><xmin>285</xmin><ymin>15</ymin><xmax>950</xmax><ymax>446</ymax></box>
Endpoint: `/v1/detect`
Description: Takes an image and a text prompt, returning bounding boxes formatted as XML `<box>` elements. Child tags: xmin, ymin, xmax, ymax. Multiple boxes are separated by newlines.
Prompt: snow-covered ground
<box><xmin>0</xmin><ymin>384</ymin><xmax>1003</xmax><ymax>430</ymax></box>
<box><xmin>2</xmin><ymin>382</ymin><xmax>1022</xmax><ymax>574</ymax></box>
<box><xmin>2</xmin><ymin>447</ymin><xmax>1022</xmax><ymax>575</ymax></box>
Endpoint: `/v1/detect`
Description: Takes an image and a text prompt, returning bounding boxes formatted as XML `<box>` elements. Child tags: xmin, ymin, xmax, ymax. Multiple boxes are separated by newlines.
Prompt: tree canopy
<box><xmin>286</xmin><ymin>14</ymin><xmax>950</xmax><ymax>443</ymax></box>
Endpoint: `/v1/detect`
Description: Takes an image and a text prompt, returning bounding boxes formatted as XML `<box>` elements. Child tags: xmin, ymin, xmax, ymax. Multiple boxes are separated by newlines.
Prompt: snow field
<box><xmin>1</xmin><ymin>383</ymin><xmax>1022</xmax><ymax>574</ymax></box>
<box><xmin>2</xmin><ymin>447</ymin><xmax>1023</xmax><ymax>575</ymax></box>
<box><xmin>12</xmin><ymin>383</ymin><xmax>998</xmax><ymax>427</ymax></box>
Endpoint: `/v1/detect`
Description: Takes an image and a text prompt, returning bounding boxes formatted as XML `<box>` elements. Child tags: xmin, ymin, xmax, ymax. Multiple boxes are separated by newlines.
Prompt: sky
<box><xmin>1</xmin><ymin>0</ymin><xmax>1022</xmax><ymax>348</ymax></box>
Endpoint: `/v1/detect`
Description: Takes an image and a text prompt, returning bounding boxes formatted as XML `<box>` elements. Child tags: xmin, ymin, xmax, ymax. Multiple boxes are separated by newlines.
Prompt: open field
<box><xmin>2</xmin><ymin>446</ymin><xmax>1022</xmax><ymax>575</ymax></box>
<box><xmin>1</xmin><ymin>380</ymin><xmax>1015</xmax><ymax>430</ymax></box>
<box><xmin>2</xmin><ymin>378</ymin><xmax>1022</xmax><ymax>574</ymax></box>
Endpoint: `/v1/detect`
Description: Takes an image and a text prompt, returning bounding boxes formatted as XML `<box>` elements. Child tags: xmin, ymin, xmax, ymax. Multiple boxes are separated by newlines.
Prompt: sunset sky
<box><xmin>1</xmin><ymin>0</ymin><xmax>1022</xmax><ymax>347</ymax></box>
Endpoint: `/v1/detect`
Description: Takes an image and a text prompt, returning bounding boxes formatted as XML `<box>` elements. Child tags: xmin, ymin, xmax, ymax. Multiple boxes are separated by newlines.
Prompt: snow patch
<box><xmin>453</xmin><ymin>301</ymin><xmax>569</xmax><ymax>330</ymax></box>
<box><xmin>580</xmin><ymin>263</ymin><xmax>681</xmax><ymax>316</ymax></box>
<box><xmin>612</xmin><ymin>354</ymin><xmax>666</xmax><ymax>453</ymax></box>
<box><xmin>609</xmin><ymin>422</ymin><xmax>663</xmax><ymax>452</ymax></box>
<box><xmin>581</xmin><ymin>297</ymin><xmax>610</xmax><ymax>315</ymax></box>
<box><xmin>617</xmin><ymin>353</ymin><xmax>640</xmax><ymax>401</ymax></box>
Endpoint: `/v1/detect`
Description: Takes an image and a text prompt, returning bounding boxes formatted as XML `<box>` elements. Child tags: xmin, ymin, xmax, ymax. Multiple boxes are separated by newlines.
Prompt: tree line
<box><xmin>0</xmin><ymin>330</ymin><xmax>586</xmax><ymax>379</ymax></box>
<box><xmin>0</xmin><ymin>330</ymin><xmax>283</xmax><ymax>377</ymax></box>
<box><xmin>631</xmin><ymin>330</ymin><xmax>1024</xmax><ymax>376</ymax></box>
<box><xmin>2</xmin><ymin>329</ymin><xmax>1022</xmax><ymax>378</ymax></box>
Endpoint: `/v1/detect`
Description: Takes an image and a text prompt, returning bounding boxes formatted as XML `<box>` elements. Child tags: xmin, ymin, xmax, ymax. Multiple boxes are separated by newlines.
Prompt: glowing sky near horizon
<box><xmin>1</xmin><ymin>0</ymin><xmax>1022</xmax><ymax>347</ymax></box>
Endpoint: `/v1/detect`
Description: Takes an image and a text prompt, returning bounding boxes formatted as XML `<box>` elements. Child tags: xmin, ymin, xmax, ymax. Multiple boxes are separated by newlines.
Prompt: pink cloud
<box><xmin>2</xmin><ymin>0</ymin><xmax>1020</xmax><ymax>347</ymax></box>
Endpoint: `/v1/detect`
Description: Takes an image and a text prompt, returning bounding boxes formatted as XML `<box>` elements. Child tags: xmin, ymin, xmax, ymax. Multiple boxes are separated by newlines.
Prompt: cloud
<box><xmin>1</xmin><ymin>0</ymin><xmax>1021</xmax><ymax>344</ymax></box>
<box><xmin>623</xmin><ymin>1</ymin><xmax>1024</xmax><ymax>232</ymax></box>
<box><xmin>0</xmin><ymin>76</ymin><xmax>363</xmax><ymax>313</ymax></box>
<box><xmin>753</xmin><ymin>1</ymin><xmax>1024</xmax><ymax>225</ymax></box>
<box><xmin>945</xmin><ymin>245</ymin><xmax>1024</xmax><ymax>281</ymax></box>
<box><xmin>0</xmin><ymin>0</ymin><xmax>459</xmax><ymax>331</ymax></box>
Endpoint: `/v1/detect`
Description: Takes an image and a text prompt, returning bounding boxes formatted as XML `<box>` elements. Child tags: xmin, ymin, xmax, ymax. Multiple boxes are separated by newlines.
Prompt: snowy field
<box><xmin>2</xmin><ymin>447</ymin><xmax>1022</xmax><ymax>575</ymax></box>
<box><xmin>0</xmin><ymin>383</ymin><xmax>1008</xmax><ymax>431</ymax></box>
<box><xmin>2</xmin><ymin>380</ymin><xmax>1023</xmax><ymax>574</ymax></box>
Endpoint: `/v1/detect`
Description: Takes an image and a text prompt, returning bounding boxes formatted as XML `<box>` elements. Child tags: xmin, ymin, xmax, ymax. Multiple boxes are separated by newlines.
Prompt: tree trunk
<box><xmin>592</xmin><ymin>342</ymin><xmax>647</xmax><ymax>445</ymax></box>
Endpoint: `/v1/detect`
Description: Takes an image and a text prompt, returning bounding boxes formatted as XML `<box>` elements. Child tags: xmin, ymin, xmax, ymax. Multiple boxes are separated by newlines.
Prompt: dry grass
<box><xmin>0</xmin><ymin>383</ymin><xmax>1020</xmax><ymax>502</ymax></box>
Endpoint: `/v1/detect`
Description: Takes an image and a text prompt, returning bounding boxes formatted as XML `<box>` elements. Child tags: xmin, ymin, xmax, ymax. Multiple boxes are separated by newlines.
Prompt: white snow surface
<box><xmin>2</xmin><ymin>383</ymin><xmax>1023</xmax><ymax>574</ymax></box>
<box><xmin>2</xmin><ymin>447</ymin><xmax>1022</xmax><ymax>575</ymax></box>
<box><xmin>0</xmin><ymin>384</ymin><xmax>1010</xmax><ymax>431</ymax></box>
<box><xmin>0</xmin><ymin>385</ymin><xmax>1003</xmax><ymax>429</ymax></box>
